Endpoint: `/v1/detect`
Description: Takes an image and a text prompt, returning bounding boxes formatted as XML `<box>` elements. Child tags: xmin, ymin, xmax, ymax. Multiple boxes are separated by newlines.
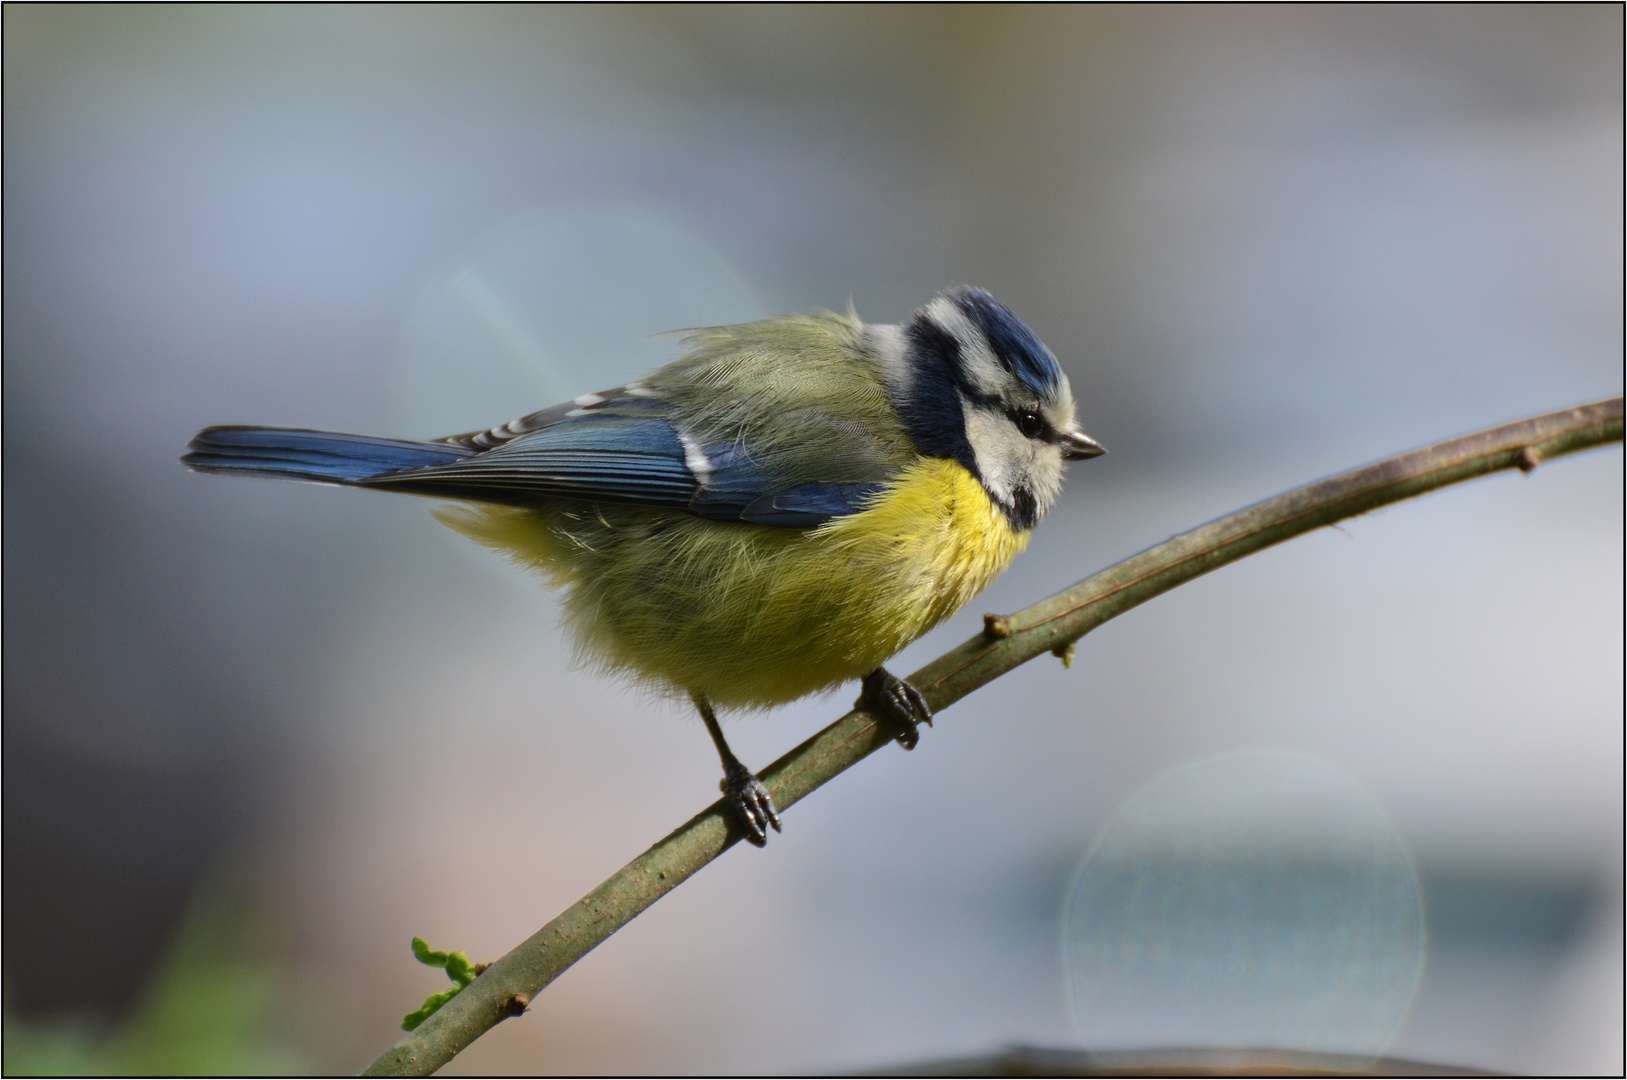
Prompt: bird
<box><xmin>183</xmin><ymin>286</ymin><xmax>1105</xmax><ymax>845</ymax></box>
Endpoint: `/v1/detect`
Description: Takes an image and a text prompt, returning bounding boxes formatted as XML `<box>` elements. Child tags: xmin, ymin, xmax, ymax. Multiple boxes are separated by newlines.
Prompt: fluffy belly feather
<box><xmin>436</xmin><ymin>458</ymin><xmax>1028</xmax><ymax>709</ymax></box>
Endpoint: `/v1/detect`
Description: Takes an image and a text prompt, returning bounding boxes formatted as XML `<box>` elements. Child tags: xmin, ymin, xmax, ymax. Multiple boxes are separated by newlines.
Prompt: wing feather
<box><xmin>379</xmin><ymin>312</ymin><xmax>915</xmax><ymax>527</ymax></box>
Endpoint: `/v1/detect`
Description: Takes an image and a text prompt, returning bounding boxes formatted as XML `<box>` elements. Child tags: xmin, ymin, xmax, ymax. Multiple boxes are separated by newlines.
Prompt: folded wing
<box><xmin>189</xmin><ymin>389</ymin><xmax>892</xmax><ymax>529</ymax></box>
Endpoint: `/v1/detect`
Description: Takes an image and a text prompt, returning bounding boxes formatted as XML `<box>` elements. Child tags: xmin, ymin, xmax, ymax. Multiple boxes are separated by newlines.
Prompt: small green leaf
<box><xmin>402</xmin><ymin>938</ymin><xmax>486</xmax><ymax>1030</ymax></box>
<box><xmin>444</xmin><ymin>950</ymin><xmax>475</xmax><ymax>987</ymax></box>
<box><xmin>411</xmin><ymin>936</ymin><xmax>449</xmax><ymax>967</ymax></box>
<box><xmin>401</xmin><ymin>987</ymin><xmax>462</xmax><ymax>1031</ymax></box>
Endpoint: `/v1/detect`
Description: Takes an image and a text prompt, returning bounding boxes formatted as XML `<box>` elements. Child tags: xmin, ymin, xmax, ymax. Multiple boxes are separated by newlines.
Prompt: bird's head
<box><xmin>880</xmin><ymin>286</ymin><xmax>1104</xmax><ymax>530</ymax></box>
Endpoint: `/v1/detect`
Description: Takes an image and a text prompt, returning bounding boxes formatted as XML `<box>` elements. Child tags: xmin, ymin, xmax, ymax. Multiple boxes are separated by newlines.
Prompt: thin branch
<box><xmin>363</xmin><ymin>397</ymin><xmax>1622</xmax><ymax>1077</ymax></box>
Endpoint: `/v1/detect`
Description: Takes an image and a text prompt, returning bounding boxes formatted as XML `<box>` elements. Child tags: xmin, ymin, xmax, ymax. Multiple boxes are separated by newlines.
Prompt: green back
<box><xmin>644</xmin><ymin>311</ymin><xmax>915</xmax><ymax>488</ymax></box>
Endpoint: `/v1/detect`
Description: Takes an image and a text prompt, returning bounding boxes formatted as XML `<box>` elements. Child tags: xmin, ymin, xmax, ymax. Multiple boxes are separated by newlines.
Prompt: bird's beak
<box><xmin>1059</xmin><ymin>429</ymin><xmax>1107</xmax><ymax>460</ymax></box>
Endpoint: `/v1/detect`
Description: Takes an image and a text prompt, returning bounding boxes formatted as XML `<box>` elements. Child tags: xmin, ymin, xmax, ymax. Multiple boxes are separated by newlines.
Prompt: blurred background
<box><xmin>3</xmin><ymin>5</ymin><xmax>1621</xmax><ymax>1075</ymax></box>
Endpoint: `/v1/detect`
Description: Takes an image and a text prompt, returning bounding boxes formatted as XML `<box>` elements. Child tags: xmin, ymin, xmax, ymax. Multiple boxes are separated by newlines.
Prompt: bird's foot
<box><xmin>858</xmin><ymin>667</ymin><xmax>933</xmax><ymax>750</ymax></box>
<box><xmin>720</xmin><ymin>759</ymin><xmax>781</xmax><ymax>847</ymax></box>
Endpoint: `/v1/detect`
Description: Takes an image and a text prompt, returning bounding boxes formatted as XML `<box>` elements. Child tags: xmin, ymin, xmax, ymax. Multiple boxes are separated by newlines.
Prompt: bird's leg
<box><xmin>857</xmin><ymin>667</ymin><xmax>933</xmax><ymax>750</ymax></box>
<box><xmin>693</xmin><ymin>692</ymin><xmax>781</xmax><ymax>846</ymax></box>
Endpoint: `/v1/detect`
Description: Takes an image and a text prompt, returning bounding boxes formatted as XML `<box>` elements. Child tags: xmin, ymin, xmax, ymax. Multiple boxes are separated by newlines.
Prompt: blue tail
<box><xmin>182</xmin><ymin>426</ymin><xmax>476</xmax><ymax>484</ymax></box>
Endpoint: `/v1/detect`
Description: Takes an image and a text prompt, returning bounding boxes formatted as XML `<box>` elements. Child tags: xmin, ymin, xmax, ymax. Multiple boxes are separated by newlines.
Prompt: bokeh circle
<box><xmin>390</xmin><ymin>204</ymin><xmax>766</xmax><ymax>439</ymax></box>
<box><xmin>1063</xmin><ymin>750</ymin><xmax>1424</xmax><ymax>1057</ymax></box>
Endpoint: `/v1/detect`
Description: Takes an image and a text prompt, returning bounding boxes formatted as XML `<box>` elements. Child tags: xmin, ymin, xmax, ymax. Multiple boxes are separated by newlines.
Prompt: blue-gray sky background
<box><xmin>4</xmin><ymin>6</ymin><xmax>1621</xmax><ymax>1074</ymax></box>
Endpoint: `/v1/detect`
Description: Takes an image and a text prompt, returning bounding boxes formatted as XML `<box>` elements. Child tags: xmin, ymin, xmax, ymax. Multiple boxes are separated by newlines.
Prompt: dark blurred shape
<box><xmin>870</xmin><ymin>1045</ymin><xmax>1495</xmax><ymax>1077</ymax></box>
<box><xmin>3</xmin><ymin>866</ymin><xmax>307</xmax><ymax>1075</ymax></box>
<box><xmin>1421</xmin><ymin>869</ymin><xmax>1598</xmax><ymax>950</ymax></box>
<box><xmin>2</xmin><ymin>730</ymin><xmax>231</xmax><ymax>1017</ymax></box>
<box><xmin>1</xmin><ymin>448</ymin><xmax>259</xmax><ymax>1020</ymax></box>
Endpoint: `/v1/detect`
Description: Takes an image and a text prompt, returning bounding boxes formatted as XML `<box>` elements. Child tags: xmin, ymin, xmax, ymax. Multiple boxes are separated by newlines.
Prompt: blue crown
<box><xmin>947</xmin><ymin>286</ymin><xmax>1062</xmax><ymax>399</ymax></box>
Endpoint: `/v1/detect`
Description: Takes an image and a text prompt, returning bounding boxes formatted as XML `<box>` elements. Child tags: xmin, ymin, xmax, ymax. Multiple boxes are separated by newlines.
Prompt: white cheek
<box><xmin>1027</xmin><ymin>447</ymin><xmax>1066</xmax><ymax>512</ymax></box>
<box><xmin>964</xmin><ymin>404</ymin><xmax>1067</xmax><ymax>517</ymax></box>
<box><xmin>963</xmin><ymin>407</ymin><xmax>1027</xmax><ymax>502</ymax></box>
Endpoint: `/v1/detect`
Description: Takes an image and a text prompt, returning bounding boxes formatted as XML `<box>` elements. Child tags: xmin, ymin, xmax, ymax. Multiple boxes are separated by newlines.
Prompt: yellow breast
<box><xmin>814</xmin><ymin>455</ymin><xmax>1029</xmax><ymax>653</ymax></box>
<box><xmin>435</xmin><ymin>457</ymin><xmax>1028</xmax><ymax>710</ymax></box>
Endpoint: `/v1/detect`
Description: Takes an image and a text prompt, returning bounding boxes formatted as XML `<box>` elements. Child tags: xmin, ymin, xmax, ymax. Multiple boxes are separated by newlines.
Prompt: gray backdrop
<box><xmin>4</xmin><ymin>7</ymin><xmax>1621</xmax><ymax>1074</ymax></box>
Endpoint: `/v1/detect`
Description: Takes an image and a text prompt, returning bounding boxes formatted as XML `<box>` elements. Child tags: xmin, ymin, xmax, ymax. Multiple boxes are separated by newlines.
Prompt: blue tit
<box><xmin>183</xmin><ymin>286</ymin><xmax>1104</xmax><ymax>844</ymax></box>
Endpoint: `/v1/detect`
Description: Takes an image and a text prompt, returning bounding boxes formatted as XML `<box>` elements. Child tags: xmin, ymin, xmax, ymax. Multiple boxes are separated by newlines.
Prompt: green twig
<box><xmin>363</xmin><ymin>397</ymin><xmax>1622</xmax><ymax>1077</ymax></box>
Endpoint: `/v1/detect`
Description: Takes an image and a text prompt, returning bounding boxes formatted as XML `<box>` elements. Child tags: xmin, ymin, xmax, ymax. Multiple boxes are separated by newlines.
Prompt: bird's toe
<box><xmin>721</xmin><ymin>761</ymin><xmax>782</xmax><ymax>846</ymax></box>
<box><xmin>858</xmin><ymin>668</ymin><xmax>934</xmax><ymax>750</ymax></box>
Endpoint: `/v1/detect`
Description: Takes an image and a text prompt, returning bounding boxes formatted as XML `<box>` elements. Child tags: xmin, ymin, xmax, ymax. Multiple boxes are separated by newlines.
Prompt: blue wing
<box><xmin>184</xmin><ymin>427</ymin><xmax>476</xmax><ymax>482</ymax></box>
<box><xmin>369</xmin><ymin>411</ymin><xmax>694</xmax><ymax>505</ymax></box>
<box><xmin>681</xmin><ymin>441</ymin><xmax>883</xmax><ymax>526</ymax></box>
<box><xmin>187</xmin><ymin>389</ymin><xmax>890</xmax><ymax>528</ymax></box>
<box><xmin>359</xmin><ymin>391</ymin><xmax>886</xmax><ymax>528</ymax></box>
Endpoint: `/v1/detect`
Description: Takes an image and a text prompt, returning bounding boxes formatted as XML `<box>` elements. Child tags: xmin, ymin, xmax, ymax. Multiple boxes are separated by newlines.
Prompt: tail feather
<box><xmin>182</xmin><ymin>426</ymin><xmax>475</xmax><ymax>484</ymax></box>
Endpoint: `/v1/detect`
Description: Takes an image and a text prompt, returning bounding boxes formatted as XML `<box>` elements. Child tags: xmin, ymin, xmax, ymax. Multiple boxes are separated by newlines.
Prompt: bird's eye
<box><xmin>1016</xmin><ymin>411</ymin><xmax>1044</xmax><ymax>439</ymax></box>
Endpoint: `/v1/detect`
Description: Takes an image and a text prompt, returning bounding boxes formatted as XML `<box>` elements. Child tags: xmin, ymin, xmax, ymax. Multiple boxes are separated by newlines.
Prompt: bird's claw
<box><xmin>858</xmin><ymin>668</ymin><xmax>934</xmax><ymax>750</ymax></box>
<box><xmin>720</xmin><ymin>759</ymin><xmax>781</xmax><ymax>846</ymax></box>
